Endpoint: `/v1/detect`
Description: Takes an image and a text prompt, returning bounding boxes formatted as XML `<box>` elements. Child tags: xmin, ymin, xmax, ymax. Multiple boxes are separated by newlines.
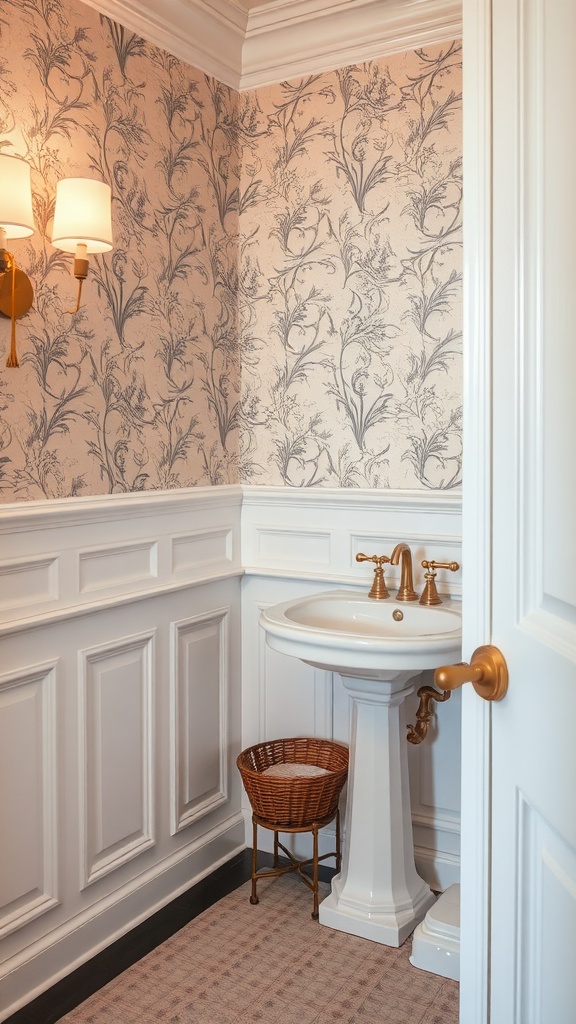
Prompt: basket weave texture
<box><xmin>237</xmin><ymin>737</ymin><xmax>348</xmax><ymax>828</ymax></box>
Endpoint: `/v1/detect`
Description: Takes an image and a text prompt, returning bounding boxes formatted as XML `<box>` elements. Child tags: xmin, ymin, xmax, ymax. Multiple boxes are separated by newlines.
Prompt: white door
<box><xmin>461</xmin><ymin>0</ymin><xmax>576</xmax><ymax>1021</ymax></box>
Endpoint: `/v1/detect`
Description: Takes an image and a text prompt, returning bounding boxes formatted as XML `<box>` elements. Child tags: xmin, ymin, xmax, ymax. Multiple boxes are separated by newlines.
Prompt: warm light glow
<box><xmin>0</xmin><ymin>154</ymin><xmax>35</xmax><ymax>239</ymax></box>
<box><xmin>51</xmin><ymin>177</ymin><xmax>113</xmax><ymax>254</ymax></box>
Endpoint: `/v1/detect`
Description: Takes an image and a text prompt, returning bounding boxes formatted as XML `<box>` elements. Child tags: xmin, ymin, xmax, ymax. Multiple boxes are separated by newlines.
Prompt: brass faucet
<box><xmin>355</xmin><ymin>553</ymin><xmax>390</xmax><ymax>599</ymax></box>
<box><xmin>419</xmin><ymin>560</ymin><xmax>460</xmax><ymax>605</ymax></box>
<box><xmin>390</xmin><ymin>543</ymin><xmax>417</xmax><ymax>602</ymax></box>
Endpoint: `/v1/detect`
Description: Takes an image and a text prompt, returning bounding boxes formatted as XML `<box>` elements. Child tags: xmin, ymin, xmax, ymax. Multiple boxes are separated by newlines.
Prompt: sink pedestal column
<box><xmin>319</xmin><ymin>671</ymin><xmax>436</xmax><ymax>946</ymax></box>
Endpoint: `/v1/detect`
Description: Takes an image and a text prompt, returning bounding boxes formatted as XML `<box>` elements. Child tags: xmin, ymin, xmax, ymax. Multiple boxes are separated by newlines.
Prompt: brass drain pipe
<box><xmin>406</xmin><ymin>686</ymin><xmax>451</xmax><ymax>744</ymax></box>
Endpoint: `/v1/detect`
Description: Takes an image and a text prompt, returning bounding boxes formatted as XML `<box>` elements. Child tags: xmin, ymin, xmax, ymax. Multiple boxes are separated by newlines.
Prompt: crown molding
<box><xmin>79</xmin><ymin>0</ymin><xmax>461</xmax><ymax>90</ymax></box>
<box><xmin>242</xmin><ymin>0</ymin><xmax>462</xmax><ymax>89</ymax></box>
<box><xmin>79</xmin><ymin>0</ymin><xmax>247</xmax><ymax>89</ymax></box>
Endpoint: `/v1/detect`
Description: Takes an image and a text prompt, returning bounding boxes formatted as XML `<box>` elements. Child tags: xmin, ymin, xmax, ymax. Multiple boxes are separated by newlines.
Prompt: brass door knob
<box><xmin>434</xmin><ymin>644</ymin><xmax>508</xmax><ymax>701</ymax></box>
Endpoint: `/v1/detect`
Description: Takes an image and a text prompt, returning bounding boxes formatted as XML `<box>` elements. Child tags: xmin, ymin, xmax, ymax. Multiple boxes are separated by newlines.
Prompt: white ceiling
<box><xmin>80</xmin><ymin>0</ymin><xmax>462</xmax><ymax>90</ymax></box>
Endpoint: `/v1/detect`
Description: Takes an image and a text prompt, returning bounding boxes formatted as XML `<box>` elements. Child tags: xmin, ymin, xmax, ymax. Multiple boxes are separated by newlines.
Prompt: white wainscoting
<box><xmin>241</xmin><ymin>487</ymin><xmax>462</xmax><ymax>892</ymax></box>
<box><xmin>0</xmin><ymin>487</ymin><xmax>244</xmax><ymax>1022</ymax></box>
<box><xmin>170</xmin><ymin>609</ymin><xmax>231</xmax><ymax>835</ymax></box>
<box><xmin>0</xmin><ymin>662</ymin><xmax>59</xmax><ymax>940</ymax></box>
<box><xmin>1</xmin><ymin>483</ymin><xmax>462</xmax><ymax>1019</ymax></box>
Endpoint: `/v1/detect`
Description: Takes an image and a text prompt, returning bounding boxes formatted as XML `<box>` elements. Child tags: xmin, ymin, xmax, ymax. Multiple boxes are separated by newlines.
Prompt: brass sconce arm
<box><xmin>67</xmin><ymin>245</ymin><xmax>89</xmax><ymax>314</ymax></box>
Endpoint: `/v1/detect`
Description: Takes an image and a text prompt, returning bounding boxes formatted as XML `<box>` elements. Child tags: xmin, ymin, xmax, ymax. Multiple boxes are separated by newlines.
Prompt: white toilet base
<box><xmin>410</xmin><ymin>883</ymin><xmax>460</xmax><ymax>981</ymax></box>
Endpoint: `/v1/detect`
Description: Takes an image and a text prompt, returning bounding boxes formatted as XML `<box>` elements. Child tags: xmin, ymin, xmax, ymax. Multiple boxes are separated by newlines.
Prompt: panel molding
<box><xmin>516</xmin><ymin>792</ymin><xmax>576</xmax><ymax>1023</ymax></box>
<box><xmin>520</xmin><ymin>607</ymin><xmax>576</xmax><ymax>664</ymax></box>
<box><xmin>0</xmin><ymin>556</ymin><xmax>58</xmax><ymax>612</ymax></box>
<box><xmin>242</xmin><ymin>486</ymin><xmax>462</xmax><ymax>597</ymax></box>
<box><xmin>0</xmin><ymin>815</ymin><xmax>245</xmax><ymax>1017</ymax></box>
<box><xmin>255</xmin><ymin>527</ymin><xmax>332</xmax><ymax>568</ymax></box>
<box><xmin>79</xmin><ymin>541</ymin><xmax>158</xmax><ymax>594</ymax></box>
<box><xmin>0</xmin><ymin>486</ymin><xmax>242</xmax><ymax>634</ymax></box>
<box><xmin>79</xmin><ymin>632</ymin><xmax>156</xmax><ymax>888</ymax></box>
<box><xmin>0</xmin><ymin>493</ymin><xmax>243</xmax><ymax>1019</ymax></box>
<box><xmin>515</xmin><ymin>0</ymin><xmax>576</xmax><ymax>653</ymax></box>
<box><xmin>0</xmin><ymin>663</ymin><xmax>59</xmax><ymax>939</ymax></box>
<box><xmin>170</xmin><ymin>608</ymin><xmax>230</xmax><ymax>834</ymax></box>
<box><xmin>172</xmin><ymin>526</ymin><xmax>233</xmax><ymax>574</ymax></box>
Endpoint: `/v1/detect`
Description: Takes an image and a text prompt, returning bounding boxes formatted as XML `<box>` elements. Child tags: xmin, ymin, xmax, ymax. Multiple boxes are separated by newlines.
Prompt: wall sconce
<box><xmin>51</xmin><ymin>177</ymin><xmax>113</xmax><ymax>313</ymax></box>
<box><xmin>0</xmin><ymin>154</ymin><xmax>35</xmax><ymax>367</ymax></box>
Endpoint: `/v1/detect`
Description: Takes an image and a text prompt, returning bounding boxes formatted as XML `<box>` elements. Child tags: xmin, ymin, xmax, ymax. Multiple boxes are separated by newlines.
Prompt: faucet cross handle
<box><xmin>356</xmin><ymin>552</ymin><xmax>390</xmax><ymax>600</ymax></box>
<box><xmin>420</xmin><ymin>560</ymin><xmax>460</xmax><ymax>606</ymax></box>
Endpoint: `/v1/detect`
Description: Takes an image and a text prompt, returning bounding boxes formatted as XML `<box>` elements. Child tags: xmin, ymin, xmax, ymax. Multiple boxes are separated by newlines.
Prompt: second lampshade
<box><xmin>52</xmin><ymin>177</ymin><xmax>113</xmax><ymax>312</ymax></box>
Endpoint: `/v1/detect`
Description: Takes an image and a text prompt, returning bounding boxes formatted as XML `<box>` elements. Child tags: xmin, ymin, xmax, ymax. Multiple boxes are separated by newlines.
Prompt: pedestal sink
<box><xmin>260</xmin><ymin>589</ymin><xmax>462</xmax><ymax>947</ymax></box>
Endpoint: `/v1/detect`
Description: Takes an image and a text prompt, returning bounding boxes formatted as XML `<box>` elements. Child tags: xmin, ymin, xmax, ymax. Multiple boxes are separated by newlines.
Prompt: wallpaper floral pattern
<box><xmin>0</xmin><ymin>0</ymin><xmax>241</xmax><ymax>500</ymax></box>
<box><xmin>240</xmin><ymin>48</ymin><xmax>462</xmax><ymax>488</ymax></box>
<box><xmin>0</xmin><ymin>0</ymin><xmax>462</xmax><ymax>502</ymax></box>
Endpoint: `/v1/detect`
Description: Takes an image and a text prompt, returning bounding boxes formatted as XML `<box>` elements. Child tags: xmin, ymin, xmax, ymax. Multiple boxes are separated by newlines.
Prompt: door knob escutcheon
<box><xmin>434</xmin><ymin>644</ymin><xmax>508</xmax><ymax>701</ymax></box>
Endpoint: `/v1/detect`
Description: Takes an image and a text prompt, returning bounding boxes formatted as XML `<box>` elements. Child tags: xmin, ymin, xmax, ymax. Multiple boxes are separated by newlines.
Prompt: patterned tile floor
<box><xmin>60</xmin><ymin>877</ymin><xmax>459</xmax><ymax>1024</ymax></box>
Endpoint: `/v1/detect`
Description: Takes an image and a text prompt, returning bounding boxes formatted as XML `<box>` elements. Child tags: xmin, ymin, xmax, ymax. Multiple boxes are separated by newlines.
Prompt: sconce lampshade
<box><xmin>51</xmin><ymin>177</ymin><xmax>113</xmax><ymax>254</ymax></box>
<box><xmin>0</xmin><ymin>154</ymin><xmax>35</xmax><ymax>239</ymax></box>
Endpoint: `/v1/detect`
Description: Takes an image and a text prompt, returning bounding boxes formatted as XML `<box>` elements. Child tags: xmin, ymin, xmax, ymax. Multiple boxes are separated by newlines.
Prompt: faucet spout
<box><xmin>390</xmin><ymin>543</ymin><xmax>418</xmax><ymax>602</ymax></box>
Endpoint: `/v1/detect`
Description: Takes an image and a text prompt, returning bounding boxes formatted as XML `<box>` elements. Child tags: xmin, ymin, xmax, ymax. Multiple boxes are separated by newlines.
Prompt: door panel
<box><xmin>463</xmin><ymin>0</ymin><xmax>576</xmax><ymax>1021</ymax></box>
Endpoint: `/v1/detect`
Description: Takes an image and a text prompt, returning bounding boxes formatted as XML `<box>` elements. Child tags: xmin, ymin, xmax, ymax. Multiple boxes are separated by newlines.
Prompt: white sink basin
<box><xmin>260</xmin><ymin>589</ymin><xmax>461</xmax><ymax>678</ymax></box>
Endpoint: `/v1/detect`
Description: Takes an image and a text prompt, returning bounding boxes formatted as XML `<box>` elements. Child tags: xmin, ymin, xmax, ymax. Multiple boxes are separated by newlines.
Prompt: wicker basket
<box><xmin>237</xmin><ymin>737</ymin><xmax>348</xmax><ymax>828</ymax></box>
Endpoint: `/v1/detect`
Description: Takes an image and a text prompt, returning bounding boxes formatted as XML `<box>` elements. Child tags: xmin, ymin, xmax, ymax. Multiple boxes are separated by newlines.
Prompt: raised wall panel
<box><xmin>0</xmin><ymin>557</ymin><xmax>58</xmax><ymax>612</ymax></box>
<box><xmin>79</xmin><ymin>542</ymin><xmax>158</xmax><ymax>593</ymax></box>
<box><xmin>172</xmin><ymin>528</ymin><xmax>233</xmax><ymax>574</ymax></box>
<box><xmin>262</xmin><ymin>644</ymin><xmax>331</xmax><ymax>742</ymax></box>
<box><xmin>256</xmin><ymin>528</ymin><xmax>331</xmax><ymax>567</ymax></box>
<box><xmin>80</xmin><ymin>634</ymin><xmax>155</xmax><ymax>887</ymax></box>
<box><xmin>171</xmin><ymin>609</ymin><xmax>229</xmax><ymax>834</ymax></box>
<box><xmin>0</xmin><ymin>664</ymin><xmax>58</xmax><ymax>938</ymax></box>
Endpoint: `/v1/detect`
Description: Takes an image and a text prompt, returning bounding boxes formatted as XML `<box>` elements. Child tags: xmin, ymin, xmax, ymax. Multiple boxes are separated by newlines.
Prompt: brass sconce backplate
<box><xmin>0</xmin><ymin>266</ymin><xmax>34</xmax><ymax>319</ymax></box>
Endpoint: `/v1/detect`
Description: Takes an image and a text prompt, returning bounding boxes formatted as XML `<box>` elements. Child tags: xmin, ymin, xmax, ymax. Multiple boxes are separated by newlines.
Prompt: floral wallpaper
<box><xmin>0</xmin><ymin>0</ymin><xmax>462</xmax><ymax>502</ymax></box>
<box><xmin>240</xmin><ymin>47</ymin><xmax>462</xmax><ymax>488</ymax></box>
<box><xmin>0</xmin><ymin>0</ymin><xmax>241</xmax><ymax>500</ymax></box>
